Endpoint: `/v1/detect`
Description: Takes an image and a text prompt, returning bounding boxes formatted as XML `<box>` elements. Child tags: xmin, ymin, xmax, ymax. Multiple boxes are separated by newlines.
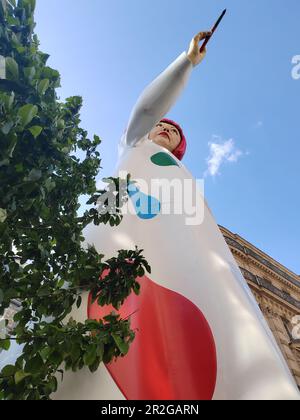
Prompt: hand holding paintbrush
<box><xmin>187</xmin><ymin>9</ymin><xmax>227</xmax><ymax>66</ymax></box>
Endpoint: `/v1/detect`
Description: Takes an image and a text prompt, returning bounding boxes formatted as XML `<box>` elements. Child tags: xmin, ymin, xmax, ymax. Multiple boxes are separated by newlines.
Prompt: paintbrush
<box><xmin>200</xmin><ymin>9</ymin><xmax>227</xmax><ymax>53</ymax></box>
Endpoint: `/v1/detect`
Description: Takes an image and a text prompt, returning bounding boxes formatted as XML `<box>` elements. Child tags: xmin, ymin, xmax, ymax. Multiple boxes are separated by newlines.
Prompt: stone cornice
<box><xmin>221</xmin><ymin>233</ymin><xmax>300</xmax><ymax>290</ymax></box>
<box><xmin>240</xmin><ymin>266</ymin><xmax>300</xmax><ymax>311</ymax></box>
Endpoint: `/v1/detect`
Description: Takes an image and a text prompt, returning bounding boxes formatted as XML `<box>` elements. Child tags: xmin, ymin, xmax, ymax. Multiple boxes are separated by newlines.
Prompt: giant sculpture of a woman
<box><xmin>55</xmin><ymin>31</ymin><xmax>300</xmax><ymax>400</ymax></box>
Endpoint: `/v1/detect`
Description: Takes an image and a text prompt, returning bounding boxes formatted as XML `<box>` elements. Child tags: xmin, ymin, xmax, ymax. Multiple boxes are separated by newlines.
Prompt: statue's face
<box><xmin>149</xmin><ymin>121</ymin><xmax>181</xmax><ymax>152</ymax></box>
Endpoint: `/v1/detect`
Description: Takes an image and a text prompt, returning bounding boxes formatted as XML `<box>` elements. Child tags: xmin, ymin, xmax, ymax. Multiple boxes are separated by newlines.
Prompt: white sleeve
<box><xmin>122</xmin><ymin>51</ymin><xmax>194</xmax><ymax>149</ymax></box>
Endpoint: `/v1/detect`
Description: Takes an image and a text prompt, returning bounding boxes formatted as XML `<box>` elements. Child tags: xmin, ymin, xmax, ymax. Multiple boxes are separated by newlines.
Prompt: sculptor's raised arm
<box><xmin>123</xmin><ymin>31</ymin><xmax>211</xmax><ymax>147</ymax></box>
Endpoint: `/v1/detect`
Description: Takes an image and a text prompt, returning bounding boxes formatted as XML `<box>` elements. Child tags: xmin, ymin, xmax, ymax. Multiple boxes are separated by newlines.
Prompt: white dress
<box><xmin>54</xmin><ymin>52</ymin><xmax>300</xmax><ymax>400</ymax></box>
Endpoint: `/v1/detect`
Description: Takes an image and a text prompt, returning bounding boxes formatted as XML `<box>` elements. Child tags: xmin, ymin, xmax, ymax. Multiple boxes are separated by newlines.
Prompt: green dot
<box><xmin>150</xmin><ymin>153</ymin><xmax>179</xmax><ymax>167</ymax></box>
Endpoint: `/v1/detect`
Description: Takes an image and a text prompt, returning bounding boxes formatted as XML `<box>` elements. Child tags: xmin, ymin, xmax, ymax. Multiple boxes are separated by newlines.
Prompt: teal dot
<box><xmin>128</xmin><ymin>182</ymin><xmax>161</xmax><ymax>220</ymax></box>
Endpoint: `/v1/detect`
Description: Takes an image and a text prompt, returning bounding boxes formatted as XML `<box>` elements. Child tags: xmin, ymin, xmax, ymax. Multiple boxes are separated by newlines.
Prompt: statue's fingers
<box><xmin>195</xmin><ymin>31</ymin><xmax>212</xmax><ymax>41</ymax></box>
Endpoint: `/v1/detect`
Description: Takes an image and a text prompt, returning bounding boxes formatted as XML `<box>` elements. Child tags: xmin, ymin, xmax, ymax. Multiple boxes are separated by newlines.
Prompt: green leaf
<box><xmin>0</xmin><ymin>208</ymin><xmax>7</xmax><ymax>223</ymax></box>
<box><xmin>57</xmin><ymin>119</ymin><xmax>65</xmax><ymax>129</ymax></box>
<box><xmin>15</xmin><ymin>370</ymin><xmax>31</xmax><ymax>385</ymax></box>
<box><xmin>76</xmin><ymin>296</ymin><xmax>82</xmax><ymax>309</ymax></box>
<box><xmin>3</xmin><ymin>92</ymin><xmax>15</xmax><ymax>111</ymax></box>
<box><xmin>56</xmin><ymin>279</ymin><xmax>65</xmax><ymax>288</ymax></box>
<box><xmin>7</xmin><ymin>133</ymin><xmax>18</xmax><ymax>157</ymax></box>
<box><xmin>5</xmin><ymin>57</ymin><xmax>19</xmax><ymax>81</ymax></box>
<box><xmin>1</xmin><ymin>121</ymin><xmax>14</xmax><ymax>135</ymax></box>
<box><xmin>111</xmin><ymin>333</ymin><xmax>129</xmax><ymax>355</ymax></box>
<box><xmin>49</xmin><ymin>351</ymin><xmax>63</xmax><ymax>366</ymax></box>
<box><xmin>48</xmin><ymin>376</ymin><xmax>58</xmax><ymax>393</ymax></box>
<box><xmin>45</xmin><ymin>178</ymin><xmax>56</xmax><ymax>192</ymax></box>
<box><xmin>28</xmin><ymin>125</ymin><xmax>42</xmax><ymax>138</ymax></box>
<box><xmin>57</xmin><ymin>369</ymin><xmax>64</xmax><ymax>382</ymax></box>
<box><xmin>27</xmin><ymin>168</ymin><xmax>42</xmax><ymax>182</ymax></box>
<box><xmin>0</xmin><ymin>0</ymin><xmax>7</xmax><ymax>18</ymax></box>
<box><xmin>31</xmin><ymin>0</ymin><xmax>36</xmax><ymax>11</ymax></box>
<box><xmin>137</xmin><ymin>267</ymin><xmax>145</xmax><ymax>277</ymax></box>
<box><xmin>24</xmin><ymin>66</ymin><xmax>36</xmax><ymax>81</ymax></box>
<box><xmin>83</xmin><ymin>344</ymin><xmax>97</xmax><ymax>366</ymax></box>
<box><xmin>96</xmin><ymin>342</ymin><xmax>104</xmax><ymax>360</ymax></box>
<box><xmin>25</xmin><ymin>354</ymin><xmax>44</xmax><ymax>373</ymax></box>
<box><xmin>18</xmin><ymin>104</ymin><xmax>38</xmax><ymax>127</ymax></box>
<box><xmin>38</xmin><ymin>79</ymin><xmax>49</xmax><ymax>95</ymax></box>
<box><xmin>16</xmin><ymin>46</ymin><xmax>26</xmax><ymax>54</ymax></box>
<box><xmin>69</xmin><ymin>343</ymin><xmax>80</xmax><ymax>363</ymax></box>
<box><xmin>0</xmin><ymin>339</ymin><xmax>11</xmax><ymax>351</ymax></box>
<box><xmin>144</xmin><ymin>262</ymin><xmax>151</xmax><ymax>274</ymax></box>
<box><xmin>10</xmin><ymin>29</ymin><xmax>20</xmax><ymax>44</ymax></box>
<box><xmin>133</xmin><ymin>282</ymin><xmax>141</xmax><ymax>295</ymax></box>
<box><xmin>37</xmin><ymin>287</ymin><xmax>49</xmax><ymax>297</ymax></box>
<box><xmin>40</xmin><ymin>347</ymin><xmax>51</xmax><ymax>362</ymax></box>
<box><xmin>88</xmin><ymin>358</ymin><xmax>101</xmax><ymax>373</ymax></box>
<box><xmin>1</xmin><ymin>365</ymin><xmax>16</xmax><ymax>377</ymax></box>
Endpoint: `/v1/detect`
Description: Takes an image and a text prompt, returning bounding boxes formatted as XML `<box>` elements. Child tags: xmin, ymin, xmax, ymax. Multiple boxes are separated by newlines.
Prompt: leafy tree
<box><xmin>0</xmin><ymin>0</ymin><xmax>150</xmax><ymax>400</ymax></box>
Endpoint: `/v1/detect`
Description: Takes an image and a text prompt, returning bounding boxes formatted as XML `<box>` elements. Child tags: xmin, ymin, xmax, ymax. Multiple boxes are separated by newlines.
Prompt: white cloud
<box><xmin>205</xmin><ymin>136</ymin><xmax>243</xmax><ymax>177</ymax></box>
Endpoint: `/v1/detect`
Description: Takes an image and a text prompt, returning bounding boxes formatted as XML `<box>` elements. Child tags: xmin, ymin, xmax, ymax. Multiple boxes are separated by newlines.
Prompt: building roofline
<box><xmin>219</xmin><ymin>225</ymin><xmax>300</xmax><ymax>288</ymax></box>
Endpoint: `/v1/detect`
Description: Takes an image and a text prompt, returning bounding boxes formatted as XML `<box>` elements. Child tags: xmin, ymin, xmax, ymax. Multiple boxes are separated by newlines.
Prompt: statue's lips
<box><xmin>158</xmin><ymin>132</ymin><xmax>170</xmax><ymax>140</ymax></box>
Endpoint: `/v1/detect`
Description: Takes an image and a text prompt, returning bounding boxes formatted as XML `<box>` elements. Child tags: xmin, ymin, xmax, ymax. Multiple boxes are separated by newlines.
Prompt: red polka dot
<box><xmin>88</xmin><ymin>273</ymin><xmax>217</xmax><ymax>400</ymax></box>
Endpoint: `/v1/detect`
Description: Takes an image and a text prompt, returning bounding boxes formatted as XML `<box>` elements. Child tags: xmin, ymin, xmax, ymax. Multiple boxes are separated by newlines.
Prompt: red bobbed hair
<box><xmin>160</xmin><ymin>118</ymin><xmax>187</xmax><ymax>161</ymax></box>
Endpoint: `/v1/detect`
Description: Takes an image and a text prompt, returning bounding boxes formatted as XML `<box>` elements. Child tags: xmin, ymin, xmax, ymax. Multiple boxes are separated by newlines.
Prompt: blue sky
<box><xmin>35</xmin><ymin>0</ymin><xmax>300</xmax><ymax>274</ymax></box>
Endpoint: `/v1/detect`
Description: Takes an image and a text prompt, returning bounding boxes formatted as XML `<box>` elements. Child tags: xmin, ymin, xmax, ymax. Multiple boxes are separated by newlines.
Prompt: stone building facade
<box><xmin>220</xmin><ymin>225</ymin><xmax>300</xmax><ymax>390</ymax></box>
